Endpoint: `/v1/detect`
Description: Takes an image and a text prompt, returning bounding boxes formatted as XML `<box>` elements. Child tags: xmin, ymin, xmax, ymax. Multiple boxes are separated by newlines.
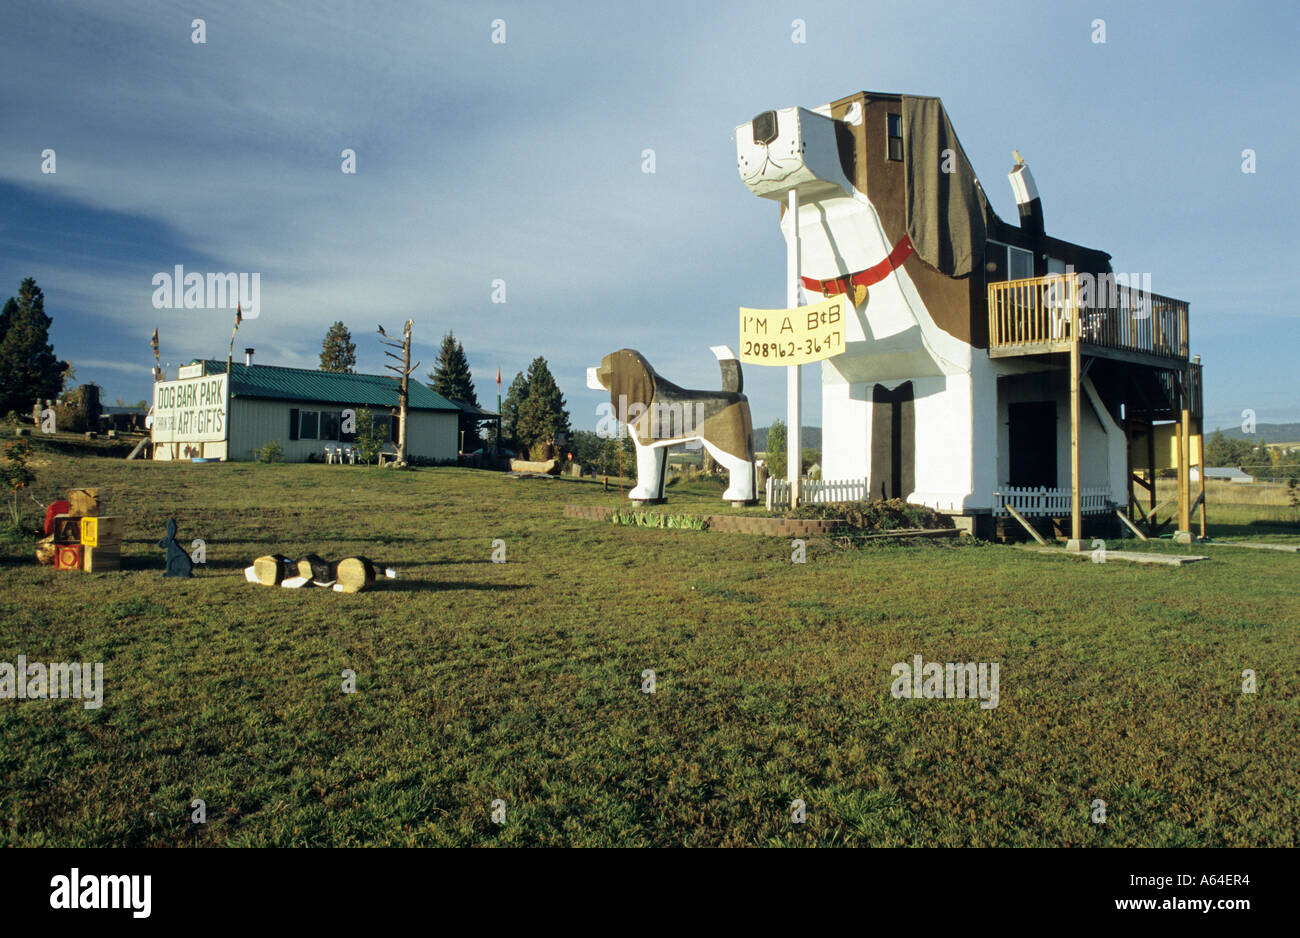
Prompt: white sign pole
<box><xmin>786</xmin><ymin>188</ymin><xmax>801</xmax><ymax>508</ymax></box>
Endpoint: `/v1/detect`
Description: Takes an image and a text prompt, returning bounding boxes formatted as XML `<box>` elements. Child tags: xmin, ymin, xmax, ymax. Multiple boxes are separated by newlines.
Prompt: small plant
<box><xmin>257</xmin><ymin>440</ymin><xmax>284</xmax><ymax>463</ymax></box>
<box><xmin>1288</xmin><ymin>478</ymin><xmax>1298</xmax><ymax>508</ymax></box>
<box><xmin>0</xmin><ymin>438</ymin><xmax>35</xmax><ymax>525</ymax></box>
<box><xmin>353</xmin><ymin>409</ymin><xmax>384</xmax><ymax>465</ymax></box>
<box><xmin>609</xmin><ymin>509</ymin><xmax>708</xmax><ymax>531</ymax></box>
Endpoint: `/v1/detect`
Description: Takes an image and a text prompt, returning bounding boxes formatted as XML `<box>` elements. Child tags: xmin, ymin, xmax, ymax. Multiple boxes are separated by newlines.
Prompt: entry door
<box><xmin>1008</xmin><ymin>401</ymin><xmax>1057</xmax><ymax>487</ymax></box>
<box><xmin>871</xmin><ymin>382</ymin><xmax>915</xmax><ymax>500</ymax></box>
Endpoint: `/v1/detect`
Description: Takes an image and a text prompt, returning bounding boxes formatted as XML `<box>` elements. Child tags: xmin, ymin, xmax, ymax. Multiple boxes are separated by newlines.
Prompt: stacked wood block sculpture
<box><xmin>42</xmin><ymin>487</ymin><xmax>123</xmax><ymax>572</ymax></box>
<box><xmin>244</xmin><ymin>554</ymin><xmax>397</xmax><ymax>593</ymax></box>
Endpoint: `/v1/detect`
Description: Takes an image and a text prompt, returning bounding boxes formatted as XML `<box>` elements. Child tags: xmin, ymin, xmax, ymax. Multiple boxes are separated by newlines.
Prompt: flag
<box><xmin>226</xmin><ymin>303</ymin><xmax>243</xmax><ymax>374</ymax></box>
<box><xmin>150</xmin><ymin>328</ymin><xmax>159</xmax><ymax>361</ymax></box>
<box><xmin>496</xmin><ymin>367</ymin><xmax>501</xmax><ymax>386</ymax></box>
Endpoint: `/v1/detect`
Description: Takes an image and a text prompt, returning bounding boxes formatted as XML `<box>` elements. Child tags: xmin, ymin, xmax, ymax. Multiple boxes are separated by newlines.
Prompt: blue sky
<box><xmin>2</xmin><ymin>0</ymin><xmax>1296</xmax><ymax>433</ymax></box>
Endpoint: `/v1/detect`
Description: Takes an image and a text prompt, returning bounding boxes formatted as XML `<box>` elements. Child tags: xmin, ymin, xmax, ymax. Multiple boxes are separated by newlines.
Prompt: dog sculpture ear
<box><xmin>607</xmin><ymin>349</ymin><xmax>656</xmax><ymax>416</ymax></box>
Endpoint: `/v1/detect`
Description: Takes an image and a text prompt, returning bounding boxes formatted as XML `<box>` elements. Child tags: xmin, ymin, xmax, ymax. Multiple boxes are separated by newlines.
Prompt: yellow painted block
<box><xmin>79</xmin><ymin>516</ymin><xmax>123</xmax><ymax>548</ymax></box>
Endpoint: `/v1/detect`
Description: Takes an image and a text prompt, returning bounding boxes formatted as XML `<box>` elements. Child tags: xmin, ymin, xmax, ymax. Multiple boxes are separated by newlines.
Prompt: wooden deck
<box><xmin>988</xmin><ymin>274</ymin><xmax>1189</xmax><ymax>368</ymax></box>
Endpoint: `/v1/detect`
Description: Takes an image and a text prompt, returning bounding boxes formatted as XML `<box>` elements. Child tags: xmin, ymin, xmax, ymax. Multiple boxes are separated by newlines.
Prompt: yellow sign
<box><xmin>1129</xmin><ymin>423</ymin><xmax>1203</xmax><ymax>472</ymax></box>
<box><xmin>739</xmin><ymin>293</ymin><xmax>847</xmax><ymax>365</ymax></box>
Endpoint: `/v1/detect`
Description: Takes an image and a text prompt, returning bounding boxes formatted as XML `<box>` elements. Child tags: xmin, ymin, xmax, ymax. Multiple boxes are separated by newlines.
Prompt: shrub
<box><xmin>0</xmin><ymin>438</ymin><xmax>36</xmax><ymax>524</ymax></box>
<box><xmin>257</xmin><ymin>440</ymin><xmax>284</xmax><ymax>463</ymax></box>
<box><xmin>787</xmin><ymin>498</ymin><xmax>953</xmax><ymax>532</ymax></box>
<box><xmin>353</xmin><ymin>409</ymin><xmax>384</xmax><ymax>465</ymax></box>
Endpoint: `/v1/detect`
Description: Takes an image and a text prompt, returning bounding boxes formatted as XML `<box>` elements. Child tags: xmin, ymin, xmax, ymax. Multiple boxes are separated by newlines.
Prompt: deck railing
<box><xmin>989</xmin><ymin>273</ymin><xmax>1189</xmax><ymax>361</ymax></box>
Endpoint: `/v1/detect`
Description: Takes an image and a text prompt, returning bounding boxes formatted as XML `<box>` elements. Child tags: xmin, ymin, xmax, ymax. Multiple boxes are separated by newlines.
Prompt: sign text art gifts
<box><xmin>152</xmin><ymin>373</ymin><xmax>229</xmax><ymax>443</ymax></box>
<box><xmin>738</xmin><ymin>292</ymin><xmax>847</xmax><ymax>366</ymax></box>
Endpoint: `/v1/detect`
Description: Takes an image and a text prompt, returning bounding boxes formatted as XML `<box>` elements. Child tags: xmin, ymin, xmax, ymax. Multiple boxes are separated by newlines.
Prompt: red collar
<box><xmin>802</xmin><ymin>234</ymin><xmax>914</xmax><ymax>297</ymax></box>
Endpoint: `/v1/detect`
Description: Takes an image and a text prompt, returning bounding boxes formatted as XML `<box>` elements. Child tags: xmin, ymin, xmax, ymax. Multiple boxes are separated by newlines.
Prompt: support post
<box><xmin>786</xmin><ymin>188</ymin><xmax>802</xmax><ymax>508</ymax></box>
<box><xmin>1067</xmin><ymin>280</ymin><xmax>1083</xmax><ymax>550</ymax></box>
<box><xmin>1194</xmin><ymin>415</ymin><xmax>1207</xmax><ymax>538</ymax></box>
<box><xmin>1175</xmin><ymin>367</ymin><xmax>1194</xmax><ymax>542</ymax></box>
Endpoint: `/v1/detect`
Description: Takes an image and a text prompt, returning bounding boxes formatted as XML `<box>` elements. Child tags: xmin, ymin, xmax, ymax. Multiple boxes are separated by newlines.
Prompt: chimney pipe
<box><xmin>244</xmin><ymin>348</ymin><xmax>254</xmax><ymax>366</ymax></box>
<box><xmin>1008</xmin><ymin>152</ymin><xmax>1044</xmax><ymax>238</ymax></box>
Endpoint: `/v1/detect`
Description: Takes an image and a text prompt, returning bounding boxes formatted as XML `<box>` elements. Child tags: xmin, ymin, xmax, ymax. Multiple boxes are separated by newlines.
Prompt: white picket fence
<box><xmin>766</xmin><ymin>477</ymin><xmax>868</xmax><ymax>510</ymax></box>
<box><xmin>992</xmin><ymin>486</ymin><xmax>1111</xmax><ymax>517</ymax></box>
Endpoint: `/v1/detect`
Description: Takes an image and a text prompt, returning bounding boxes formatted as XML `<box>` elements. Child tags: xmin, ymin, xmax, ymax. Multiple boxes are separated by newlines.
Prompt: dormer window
<box><xmin>887</xmin><ymin>113</ymin><xmax>903</xmax><ymax>161</ymax></box>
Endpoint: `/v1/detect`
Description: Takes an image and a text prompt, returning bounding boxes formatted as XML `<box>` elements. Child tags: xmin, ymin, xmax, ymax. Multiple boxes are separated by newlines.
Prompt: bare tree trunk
<box><xmin>398</xmin><ymin>320</ymin><xmax>411</xmax><ymax>464</ymax></box>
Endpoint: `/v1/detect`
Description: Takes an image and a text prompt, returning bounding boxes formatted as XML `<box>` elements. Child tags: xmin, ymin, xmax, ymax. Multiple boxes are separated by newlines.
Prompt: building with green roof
<box><xmin>152</xmin><ymin>357</ymin><xmax>468</xmax><ymax>462</ymax></box>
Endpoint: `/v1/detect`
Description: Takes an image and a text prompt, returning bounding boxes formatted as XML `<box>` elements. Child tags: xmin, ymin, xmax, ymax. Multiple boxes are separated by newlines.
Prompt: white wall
<box><xmin>819</xmin><ymin>373</ymin><xmax>870</xmax><ymax>483</ymax></box>
<box><xmin>226</xmin><ymin>398</ymin><xmax>458</xmax><ymax>462</ymax></box>
<box><xmin>994</xmin><ymin>371</ymin><xmax>1114</xmax><ymax>491</ymax></box>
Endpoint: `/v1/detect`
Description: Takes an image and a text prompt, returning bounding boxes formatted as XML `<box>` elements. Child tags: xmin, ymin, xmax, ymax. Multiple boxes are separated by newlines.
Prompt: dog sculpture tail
<box><xmin>710</xmin><ymin>345</ymin><xmax>742</xmax><ymax>394</ymax></box>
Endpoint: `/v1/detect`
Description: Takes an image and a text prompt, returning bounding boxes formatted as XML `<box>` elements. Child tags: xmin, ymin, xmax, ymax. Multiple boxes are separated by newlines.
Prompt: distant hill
<box><xmin>1213</xmin><ymin>422</ymin><xmax>1300</xmax><ymax>443</ymax></box>
<box><xmin>754</xmin><ymin>425</ymin><xmax>821</xmax><ymax>452</ymax></box>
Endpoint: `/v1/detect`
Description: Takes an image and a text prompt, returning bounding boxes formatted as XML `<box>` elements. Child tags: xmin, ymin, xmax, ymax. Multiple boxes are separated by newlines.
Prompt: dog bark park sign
<box><xmin>151</xmin><ymin>373</ymin><xmax>229</xmax><ymax>443</ymax></box>
<box><xmin>738</xmin><ymin>292</ymin><xmax>847</xmax><ymax>366</ymax></box>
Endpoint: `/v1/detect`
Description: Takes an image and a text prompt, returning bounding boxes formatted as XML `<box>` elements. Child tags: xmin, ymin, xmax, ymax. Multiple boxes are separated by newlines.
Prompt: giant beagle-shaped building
<box><xmin>736</xmin><ymin>90</ymin><xmax>1203</xmax><ymax>541</ymax></box>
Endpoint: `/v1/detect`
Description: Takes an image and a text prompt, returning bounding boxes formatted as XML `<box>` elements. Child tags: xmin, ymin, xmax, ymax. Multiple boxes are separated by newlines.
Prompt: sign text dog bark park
<box><xmin>738</xmin><ymin>292</ymin><xmax>847</xmax><ymax>365</ymax></box>
<box><xmin>151</xmin><ymin>373</ymin><xmax>229</xmax><ymax>443</ymax></box>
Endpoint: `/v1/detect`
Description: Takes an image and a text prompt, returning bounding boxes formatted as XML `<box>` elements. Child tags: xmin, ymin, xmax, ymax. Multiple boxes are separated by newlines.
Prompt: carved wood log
<box><xmin>250</xmin><ymin>554</ymin><xmax>294</xmax><ymax>585</ymax></box>
<box><xmin>297</xmin><ymin>554</ymin><xmax>336</xmax><ymax>585</ymax></box>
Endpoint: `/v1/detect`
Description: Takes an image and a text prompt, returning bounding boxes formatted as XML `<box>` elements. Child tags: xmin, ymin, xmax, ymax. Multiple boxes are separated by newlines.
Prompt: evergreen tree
<box><xmin>500</xmin><ymin>370</ymin><xmax>529</xmax><ymax>450</ymax></box>
<box><xmin>428</xmin><ymin>331</ymin><xmax>478</xmax><ymax>406</ymax></box>
<box><xmin>428</xmin><ymin>331</ymin><xmax>482</xmax><ymax>442</ymax></box>
<box><xmin>514</xmin><ymin>356</ymin><xmax>571</xmax><ymax>455</ymax></box>
<box><xmin>319</xmin><ymin>321</ymin><xmax>357</xmax><ymax>373</ymax></box>
<box><xmin>0</xmin><ymin>278</ymin><xmax>67</xmax><ymax>416</ymax></box>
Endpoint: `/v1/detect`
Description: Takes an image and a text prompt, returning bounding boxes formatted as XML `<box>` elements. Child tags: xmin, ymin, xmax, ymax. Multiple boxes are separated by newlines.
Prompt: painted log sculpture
<box><xmin>586</xmin><ymin>346</ymin><xmax>757</xmax><ymax>504</ymax></box>
<box><xmin>158</xmin><ymin>518</ymin><xmax>195</xmax><ymax>577</ymax></box>
<box><xmin>244</xmin><ymin>554</ymin><xmax>397</xmax><ymax>593</ymax></box>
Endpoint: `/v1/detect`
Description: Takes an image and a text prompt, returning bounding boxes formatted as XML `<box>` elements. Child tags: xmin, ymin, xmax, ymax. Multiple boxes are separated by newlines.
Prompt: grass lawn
<box><xmin>1</xmin><ymin>452</ymin><xmax>1298</xmax><ymax>846</ymax></box>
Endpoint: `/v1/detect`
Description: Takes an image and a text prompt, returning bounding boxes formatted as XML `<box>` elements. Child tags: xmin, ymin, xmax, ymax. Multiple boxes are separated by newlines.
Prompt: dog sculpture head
<box><xmin>736</xmin><ymin>106</ymin><xmax>856</xmax><ymax>203</ymax></box>
<box><xmin>587</xmin><ymin>349</ymin><xmax>656</xmax><ymax>418</ymax></box>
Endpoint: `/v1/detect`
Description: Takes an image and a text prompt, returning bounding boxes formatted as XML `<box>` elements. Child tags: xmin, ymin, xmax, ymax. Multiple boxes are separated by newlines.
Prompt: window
<box><xmin>986</xmin><ymin>241</ymin><xmax>1037</xmax><ymax>282</ymax></box>
<box><xmin>886</xmin><ymin>113</ymin><xmax>903</xmax><ymax>162</ymax></box>
<box><xmin>1008</xmin><ymin>246</ymin><xmax>1034</xmax><ymax>281</ymax></box>
<box><xmin>299</xmin><ymin>410</ymin><xmax>319</xmax><ymax>440</ymax></box>
<box><xmin>319</xmin><ymin>411</ymin><xmax>341</xmax><ymax>441</ymax></box>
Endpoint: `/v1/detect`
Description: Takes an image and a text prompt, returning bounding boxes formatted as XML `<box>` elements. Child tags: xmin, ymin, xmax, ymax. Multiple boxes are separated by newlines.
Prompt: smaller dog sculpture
<box><xmin>587</xmin><ymin>346</ymin><xmax>756</xmax><ymax>503</ymax></box>
<box><xmin>158</xmin><ymin>518</ymin><xmax>195</xmax><ymax>578</ymax></box>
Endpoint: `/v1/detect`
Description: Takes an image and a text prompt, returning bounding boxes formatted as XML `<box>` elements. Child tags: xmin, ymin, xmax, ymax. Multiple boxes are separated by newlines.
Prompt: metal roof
<box><xmin>196</xmin><ymin>360</ymin><xmax>460</xmax><ymax>411</ymax></box>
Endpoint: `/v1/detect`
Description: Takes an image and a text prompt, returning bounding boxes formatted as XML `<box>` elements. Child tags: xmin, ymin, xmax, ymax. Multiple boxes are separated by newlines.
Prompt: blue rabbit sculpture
<box><xmin>158</xmin><ymin>518</ymin><xmax>195</xmax><ymax>578</ymax></box>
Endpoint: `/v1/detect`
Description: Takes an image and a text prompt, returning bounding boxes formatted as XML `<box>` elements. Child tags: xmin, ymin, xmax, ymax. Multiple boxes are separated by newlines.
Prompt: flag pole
<box><xmin>787</xmin><ymin>187</ymin><xmax>802</xmax><ymax>508</ymax></box>
<box><xmin>226</xmin><ymin>302</ymin><xmax>242</xmax><ymax>374</ymax></box>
